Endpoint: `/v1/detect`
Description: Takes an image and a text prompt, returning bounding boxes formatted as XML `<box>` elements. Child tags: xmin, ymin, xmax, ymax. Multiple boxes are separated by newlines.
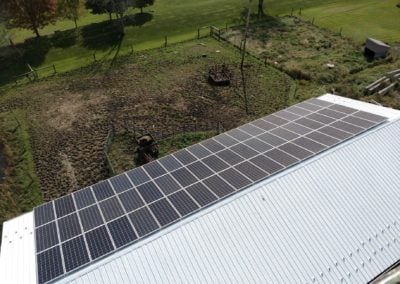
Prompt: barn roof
<box><xmin>1</xmin><ymin>94</ymin><xmax>400</xmax><ymax>284</ymax></box>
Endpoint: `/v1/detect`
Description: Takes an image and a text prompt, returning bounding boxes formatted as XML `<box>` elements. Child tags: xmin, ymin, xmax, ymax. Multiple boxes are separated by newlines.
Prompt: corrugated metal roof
<box><xmin>0</xmin><ymin>212</ymin><xmax>36</xmax><ymax>284</ymax></box>
<box><xmin>60</xmin><ymin>116</ymin><xmax>400</xmax><ymax>283</ymax></box>
<box><xmin>1</xmin><ymin>95</ymin><xmax>400</xmax><ymax>284</ymax></box>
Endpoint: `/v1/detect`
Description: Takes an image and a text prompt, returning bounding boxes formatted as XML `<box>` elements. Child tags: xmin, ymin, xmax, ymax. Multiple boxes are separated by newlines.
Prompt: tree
<box><xmin>5</xmin><ymin>0</ymin><xmax>57</xmax><ymax>37</ymax></box>
<box><xmin>133</xmin><ymin>0</ymin><xmax>154</xmax><ymax>14</ymax></box>
<box><xmin>257</xmin><ymin>0</ymin><xmax>265</xmax><ymax>17</ymax></box>
<box><xmin>85</xmin><ymin>0</ymin><xmax>133</xmax><ymax>21</ymax></box>
<box><xmin>57</xmin><ymin>0</ymin><xmax>81</xmax><ymax>29</ymax></box>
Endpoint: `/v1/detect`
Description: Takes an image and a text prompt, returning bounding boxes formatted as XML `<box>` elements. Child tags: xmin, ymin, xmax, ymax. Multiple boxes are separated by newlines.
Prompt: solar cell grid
<box><xmin>201</xmin><ymin>138</ymin><xmax>225</xmax><ymax>152</ymax></box>
<box><xmin>109</xmin><ymin>174</ymin><xmax>132</xmax><ymax>193</ymax></box>
<box><xmin>226</xmin><ymin>128</ymin><xmax>251</xmax><ymax>141</ymax></box>
<box><xmin>285</xmin><ymin>106</ymin><xmax>311</xmax><ymax>116</ymax></box>
<box><xmin>73</xmin><ymin>187</ymin><xmax>95</xmax><ymax>210</ymax></box>
<box><xmin>149</xmin><ymin>199</ymin><xmax>180</xmax><ymax>226</ymax></box>
<box><xmin>35</xmin><ymin>222</ymin><xmax>59</xmax><ymax>253</ymax></box>
<box><xmin>251</xmin><ymin>155</ymin><xmax>284</xmax><ymax>174</ymax></box>
<box><xmin>137</xmin><ymin>181</ymin><xmax>164</xmax><ymax>203</ymax></box>
<box><xmin>126</xmin><ymin>167</ymin><xmax>150</xmax><ymax>186</ymax></box>
<box><xmin>107</xmin><ymin>216</ymin><xmax>137</xmax><ymax>248</ymax></box>
<box><xmin>219</xmin><ymin>168</ymin><xmax>252</xmax><ymax>190</ymax></box>
<box><xmin>92</xmin><ymin>181</ymin><xmax>114</xmax><ymax>202</ymax></box>
<box><xmin>78</xmin><ymin>204</ymin><xmax>104</xmax><ymax>232</ymax></box>
<box><xmin>234</xmin><ymin>161</ymin><xmax>268</xmax><ymax>182</ymax></box>
<box><xmin>119</xmin><ymin>189</ymin><xmax>145</xmax><ymax>212</ymax></box>
<box><xmin>203</xmin><ymin>175</ymin><xmax>235</xmax><ymax>198</ymax></box>
<box><xmin>217</xmin><ymin>148</ymin><xmax>245</xmax><ymax>166</ymax></box>
<box><xmin>168</xmin><ymin>191</ymin><xmax>199</xmax><ymax>216</ymax></box>
<box><xmin>85</xmin><ymin>226</ymin><xmax>114</xmax><ymax>260</ymax></box>
<box><xmin>230</xmin><ymin>143</ymin><xmax>259</xmax><ymax>159</ymax></box>
<box><xmin>202</xmin><ymin>155</ymin><xmax>229</xmax><ymax>172</ymax></box>
<box><xmin>271</xmin><ymin>127</ymin><xmax>299</xmax><ymax>140</ymax></box>
<box><xmin>250</xmin><ymin>119</ymin><xmax>276</xmax><ymax>131</ymax></box>
<box><xmin>243</xmin><ymin>138</ymin><xmax>273</xmax><ymax>153</ymax></box>
<box><xmin>263</xmin><ymin>114</ymin><xmax>289</xmax><ymax>126</ymax></box>
<box><xmin>62</xmin><ymin>236</ymin><xmax>90</xmax><ymax>272</ymax></box>
<box><xmin>279</xmin><ymin>143</ymin><xmax>314</xmax><ymax>160</ymax></box>
<box><xmin>129</xmin><ymin>207</ymin><xmax>159</xmax><ymax>237</ymax></box>
<box><xmin>282</xmin><ymin>122</ymin><xmax>312</xmax><ymax>135</ymax></box>
<box><xmin>58</xmin><ymin>213</ymin><xmax>82</xmax><ymax>242</ymax></box>
<box><xmin>154</xmin><ymin>174</ymin><xmax>182</xmax><ymax>195</ymax></box>
<box><xmin>213</xmin><ymin>133</ymin><xmax>239</xmax><ymax>147</ymax></box>
<box><xmin>54</xmin><ymin>195</ymin><xmax>76</xmax><ymax>218</ymax></box>
<box><xmin>187</xmin><ymin>161</ymin><xmax>214</xmax><ymax>180</ymax></box>
<box><xmin>158</xmin><ymin>155</ymin><xmax>182</xmax><ymax>171</ymax></box>
<box><xmin>37</xmin><ymin>246</ymin><xmax>64</xmax><ymax>284</ymax></box>
<box><xmin>353</xmin><ymin>111</ymin><xmax>386</xmax><ymax>123</ymax></box>
<box><xmin>171</xmin><ymin>167</ymin><xmax>198</xmax><ymax>187</ymax></box>
<box><xmin>187</xmin><ymin>143</ymin><xmax>212</xmax><ymax>159</ymax></box>
<box><xmin>186</xmin><ymin>182</ymin><xmax>218</xmax><ymax>206</ymax></box>
<box><xmin>239</xmin><ymin>123</ymin><xmax>264</xmax><ymax>135</ymax></box>
<box><xmin>34</xmin><ymin>98</ymin><xmax>388</xmax><ymax>283</ymax></box>
<box><xmin>342</xmin><ymin>116</ymin><xmax>376</xmax><ymax>128</ymax></box>
<box><xmin>143</xmin><ymin>161</ymin><xmax>167</xmax><ymax>178</ymax></box>
<box><xmin>34</xmin><ymin>202</ymin><xmax>55</xmax><ymax>227</ymax></box>
<box><xmin>99</xmin><ymin>197</ymin><xmax>125</xmax><ymax>222</ymax></box>
<box><xmin>274</xmin><ymin>110</ymin><xmax>301</xmax><ymax>121</ymax></box>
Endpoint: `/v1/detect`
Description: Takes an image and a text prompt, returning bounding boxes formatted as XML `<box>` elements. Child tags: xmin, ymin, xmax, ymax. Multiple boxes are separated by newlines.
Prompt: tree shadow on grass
<box><xmin>124</xmin><ymin>12</ymin><xmax>153</xmax><ymax>27</ymax></box>
<box><xmin>0</xmin><ymin>37</ymin><xmax>51</xmax><ymax>85</ymax></box>
<box><xmin>81</xmin><ymin>20</ymin><xmax>124</xmax><ymax>50</ymax></box>
<box><xmin>51</xmin><ymin>29</ymin><xmax>78</xmax><ymax>48</ymax></box>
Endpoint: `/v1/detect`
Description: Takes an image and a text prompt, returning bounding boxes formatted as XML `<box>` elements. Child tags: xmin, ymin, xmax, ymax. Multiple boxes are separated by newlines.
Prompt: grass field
<box><xmin>1</xmin><ymin>0</ymin><xmax>399</xmax><ymax>86</ymax></box>
<box><xmin>298</xmin><ymin>0</ymin><xmax>400</xmax><ymax>43</ymax></box>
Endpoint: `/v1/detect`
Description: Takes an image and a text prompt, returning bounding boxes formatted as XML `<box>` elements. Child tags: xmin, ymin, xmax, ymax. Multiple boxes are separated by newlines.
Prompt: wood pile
<box><xmin>365</xmin><ymin>69</ymin><xmax>400</xmax><ymax>96</ymax></box>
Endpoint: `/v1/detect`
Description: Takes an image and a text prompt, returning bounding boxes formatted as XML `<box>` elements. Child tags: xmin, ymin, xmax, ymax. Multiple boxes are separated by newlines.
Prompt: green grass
<box><xmin>297</xmin><ymin>0</ymin><xmax>400</xmax><ymax>43</ymax></box>
<box><xmin>0</xmin><ymin>110</ymin><xmax>42</xmax><ymax>228</ymax></box>
<box><xmin>1</xmin><ymin>0</ymin><xmax>399</xmax><ymax>87</ymax></box>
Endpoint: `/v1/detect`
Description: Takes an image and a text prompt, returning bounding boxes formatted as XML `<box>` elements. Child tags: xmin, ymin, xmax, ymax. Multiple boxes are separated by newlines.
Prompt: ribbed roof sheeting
<box><xmin>63</xmin><ymin>120</ymin><xmax>400</xmax><ymax>284</ymax></box>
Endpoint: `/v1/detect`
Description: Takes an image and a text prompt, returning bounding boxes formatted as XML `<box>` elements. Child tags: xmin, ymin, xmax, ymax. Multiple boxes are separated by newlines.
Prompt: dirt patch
<box><xmin>0</xmin><ymin>38</ymin><xmax>293</xmax><ymax>200</ymax></box>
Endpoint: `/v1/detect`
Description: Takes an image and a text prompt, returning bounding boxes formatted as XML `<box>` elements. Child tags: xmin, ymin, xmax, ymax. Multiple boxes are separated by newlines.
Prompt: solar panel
<box><xmin>33</xmin><ymin>98</ymin><xmax>388</xmax><ymax>283</ymax></box>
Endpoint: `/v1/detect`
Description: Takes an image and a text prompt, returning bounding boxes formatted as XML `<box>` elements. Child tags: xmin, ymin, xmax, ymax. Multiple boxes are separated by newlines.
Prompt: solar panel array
<box><xmin>33</xmin><ymin>98</ymin><xmax>387</xmax><ymax>283</ymax></box>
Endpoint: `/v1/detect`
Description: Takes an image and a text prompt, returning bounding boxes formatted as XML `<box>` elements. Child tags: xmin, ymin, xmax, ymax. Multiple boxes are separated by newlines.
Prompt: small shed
<box><xmin>365</xmin><ymin>38</ymin><xmax>390</xmax><ymax>59</ymax></box>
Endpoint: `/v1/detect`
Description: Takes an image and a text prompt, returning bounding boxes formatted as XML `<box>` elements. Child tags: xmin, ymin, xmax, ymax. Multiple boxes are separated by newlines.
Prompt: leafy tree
<box><xmin>57</xmin><ymin>0</ymin><xmax>81</xmax><ymax>29</ymax></box>
<box><xmin>5</xmin><ymin>0</ymin><xmax>57</xmax><ymax>37</ymax></box>
<box><xmin>85</xmin><ymin>0</ymin><xmax>133</xmax><ymax>20</ymax></box>
<box><xmin>133</xmin><ymin>0</ymin><xmax>154</xmax><ymax>14</ymax></box>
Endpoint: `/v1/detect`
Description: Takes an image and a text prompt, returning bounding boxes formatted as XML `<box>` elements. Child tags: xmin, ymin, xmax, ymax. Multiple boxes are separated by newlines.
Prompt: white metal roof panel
<box><xmin>61</xmin><ymin>117</ymin><xmax>400</xmax><ymax>283</ymax></box>
<box><xmin>0</xmin><ymin>212</ymin><xmax>36</xmax><ymax>284</ymax></box>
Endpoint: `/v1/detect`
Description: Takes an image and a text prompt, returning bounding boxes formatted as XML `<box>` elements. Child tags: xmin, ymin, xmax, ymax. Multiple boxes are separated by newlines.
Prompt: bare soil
<box><xmin>0</xmin><ymin>38</ymin><xmax>292</xmax><ymax>200</ymax></box>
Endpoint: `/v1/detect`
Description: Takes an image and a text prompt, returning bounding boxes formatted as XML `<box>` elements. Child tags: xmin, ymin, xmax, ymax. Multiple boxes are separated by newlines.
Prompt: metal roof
<box><xmin>61</xmin><ymin>97</ymin><xmax>400</xmax><ymax>284</ymax></box>
<box><xmin>1</xmin><ymin>94</ymin><xmax>400</xmax><ymax>283</ymax></box>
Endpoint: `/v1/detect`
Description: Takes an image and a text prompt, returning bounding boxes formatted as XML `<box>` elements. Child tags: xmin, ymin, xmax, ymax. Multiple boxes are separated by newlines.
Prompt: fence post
<box><xmin>218</xmin><ymin>29</ymin><xmax>221</xmax><ymax>41</ymax></box>
<box><xmin>339</xmin><ymin>28</ymin><xmax>342</xmax><ymax>36</ymax></box>
<box><xmin>52</xmin><ymin>64</ymin><xmax>57</xmax><ymax>74</ymax></box>
<box><xmin>198</xmin><ymin>28</ymin><xmax>200</xmax><ymax>39</ymax></box>
<box><xmin>312</xmin><ymin>17</ymin><xmax>315</xmax><ymax>25</ymax></box>
<box><xmin>210</xmin><ymin>26</ymin><xmax>213</xmax><ymax>37</ymax></box>
<box><xmin>130</xmin><ymin>45</ymin><xmax>134</xmax><ymax>55</ymax></box>
<box><xmin>164</xmin><ymin>36</ymin><xmax>168</xmax><ymax>47</ymax></box>
<box><xmin>299</xmin><ymin>8</ymin><xmax>302</xmax><ymax>15</ymax></box>
<box><xmin>93</xmin><ymin>53</ymin><xmax>97</xmax><ymax>62</ymax></box>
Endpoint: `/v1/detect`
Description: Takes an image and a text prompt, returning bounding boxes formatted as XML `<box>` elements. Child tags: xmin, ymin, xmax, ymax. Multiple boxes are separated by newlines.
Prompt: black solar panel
<box><xmin>73</xmin><ymin>187</ymin><xmax>96</xmax><ymax>209</ymax></box>
<box><xmin>107</xmin><ymin>216</ymin><xmax>137</xmax><ymax>248</ymax></box>
<box><xmin>85</xmin><ymin>226</ymin><xmax>114</xmax><ymax>260</ymax></box>
<box><xmin>62</xmin><ymin>236</ymin><xmax>90</xmax><ymax>272</ymax></box>
<box><xmin>54</xmin><ymin>195</ymin><xmax>76</xmax><ymax>218</ymax></box>
<box><xmin>33</xmin><ymin>98</ymin><xmax>388</xmax><ymax>283</ymax></box>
